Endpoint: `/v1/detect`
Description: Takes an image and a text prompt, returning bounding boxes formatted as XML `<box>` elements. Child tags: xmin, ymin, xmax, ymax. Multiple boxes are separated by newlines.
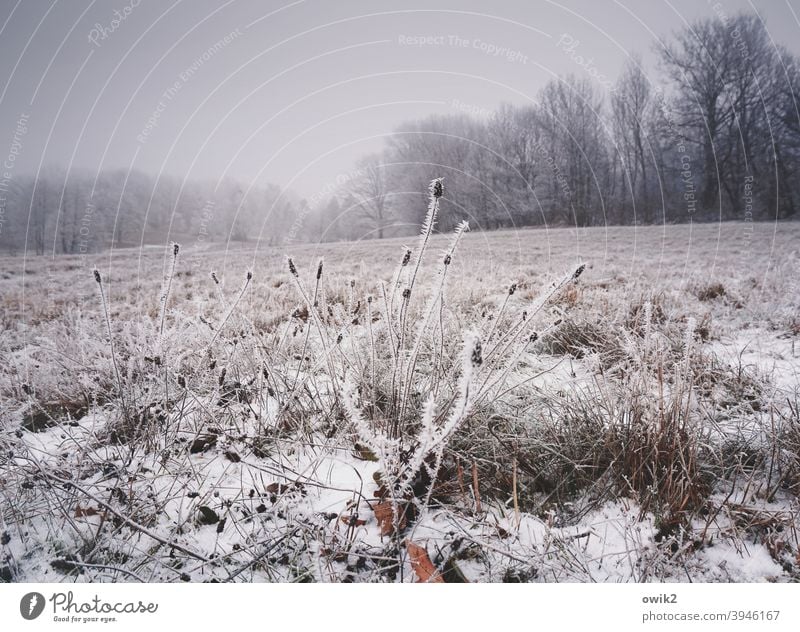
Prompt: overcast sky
<box><xmin>2</xmin><ymin>0</ymin><xmax>799</xmax><ymax>198</ymax></box>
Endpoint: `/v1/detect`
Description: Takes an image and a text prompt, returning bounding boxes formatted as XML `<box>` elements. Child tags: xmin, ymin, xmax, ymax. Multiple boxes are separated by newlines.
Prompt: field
<box><xmin>1</xmin><ymin>204</ymin><xmax>799</xmax><ymax>583</ymax></box>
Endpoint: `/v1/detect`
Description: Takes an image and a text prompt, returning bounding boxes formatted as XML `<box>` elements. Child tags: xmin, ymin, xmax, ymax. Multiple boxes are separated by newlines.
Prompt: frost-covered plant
<box><xmin>343</xmin><ymin>330</ymin><xmax>482</xmax><ymax>506</ymax></box>
<box><xmin>326</xmin><ymin>178</ymin><xmax>586</xmax><ymax>542</ymax></box>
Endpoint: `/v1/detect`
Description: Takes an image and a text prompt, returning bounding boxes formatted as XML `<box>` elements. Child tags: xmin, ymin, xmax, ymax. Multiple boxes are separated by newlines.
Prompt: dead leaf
<box><xmin>224</xmin><ymin>450</ymin><xmax>241</xmax><ymax>463</ymax></box>
<box><xmin>406</xmin><ymin>541</ymin><xmax>444</xmax><ymax>583</ymax></box>
<box><xmin>197</xmin><ymin>506</ymin><xmax>219</xmax><ymax>525</ymax></box>
<box><xmin>353</xmin><ymin>443</ymin><xmax>379</xmax><ymax>462</ymax></box>
<box><xmin>371</xmin><ymin>501</ymin><xmax>407</xmax><ymax>536</ymax></box>
<box><xmin>189</xmin><ymin>434</ymin><xmax>217</xmax><ymax>454</ymax></box>
<box><xmin>74</xmin><ymin>505</ymin><xmax>98</xmax><ymax>518</ymax></box>
<box><xmin>340</xmin><ymin>515</ymin><xmax>367</xmax><ymax>527</ymax></box>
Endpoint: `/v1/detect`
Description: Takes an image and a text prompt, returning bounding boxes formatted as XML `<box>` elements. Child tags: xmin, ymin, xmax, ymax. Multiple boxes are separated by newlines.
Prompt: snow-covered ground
<box><xmin>1</xmin><ymin>221</ymin><xmax>798</xmax><ymax>583</ymax></box>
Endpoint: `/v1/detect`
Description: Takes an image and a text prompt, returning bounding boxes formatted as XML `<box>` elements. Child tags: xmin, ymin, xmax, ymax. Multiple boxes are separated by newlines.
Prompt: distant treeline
<box><xmin>0</xmin><ymin>168</ymin><xmax>306</xmax><ymax>256</ymax></box>
<box><xmin>1</xmin><ymin>11</ymin><xmax>798</xmax><ymax>255</ymax></box>
<box><xmin>334</xmin><ymin>11</ymin><xmax>800</xmax><ymax>236</ymax></box>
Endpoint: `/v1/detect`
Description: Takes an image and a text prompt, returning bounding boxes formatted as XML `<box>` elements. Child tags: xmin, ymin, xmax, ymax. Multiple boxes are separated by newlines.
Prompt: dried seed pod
<box><xmin>430</xmin><ymin>178</ymin><xmax>444</xmax><ymax>199</ymax></box>
<box><xmin>471</xmin><ymin>338</ymin><xmax>483</xmax><ymax>367</ymax></box>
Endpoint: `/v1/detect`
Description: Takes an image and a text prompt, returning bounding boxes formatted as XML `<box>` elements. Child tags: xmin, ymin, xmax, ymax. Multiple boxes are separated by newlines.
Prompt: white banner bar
<box><xmin>1</xmin><ymin>583</ymin><xmax>798</xmax><ymax>631</ymax></box>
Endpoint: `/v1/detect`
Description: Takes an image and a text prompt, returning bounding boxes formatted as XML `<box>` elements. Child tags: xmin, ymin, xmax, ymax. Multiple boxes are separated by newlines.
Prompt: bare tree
<box><xmin>612</xmin><ymin>56</ymin><xmax>655</xmax><ymax>223</ymax></box>
<box><xmin>658</xmin><ymin>14</ymin><xmax>737</xmax><ymax>212</ymax></box>
<box><xmin>347</xmin><ymin>155</ymin><xmax>392</xmax><ymax>239</ymax></box>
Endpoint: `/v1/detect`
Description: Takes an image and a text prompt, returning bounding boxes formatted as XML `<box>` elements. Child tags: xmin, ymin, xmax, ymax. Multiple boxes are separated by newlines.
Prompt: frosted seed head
<box><xmin>173</xmin><ymin>243</ymin><xmax>180</xmax><ymax>257</ymax></box>
<box><xmin>573</xmin><ymin>263</ymin><xmax>586</xmax><ymax>280</ymax></box>
<box><xmin>93</xmin><ymin>269</ymin><xmax>101</xmax><ymax>283</ymax></box>
<box><xmin>509</xmin><ymin>283</ymin><xmax>517</xmax><ymax>295</ymax></box>
<box><xmin>288</xmin><ymin>258</ymin><xmax>298</xmax><ymax>276</ymax></box>
<box><xmin>471</xmin><ymin>338</ymin><xmax>483</xmax><ymax>367</ymax></box>
<box><xmin>469</xmin><ymin>337</ymin><xmax>483</xmax><ymax>368</ymax></box>
<box><xmin>430</xmin><ymin>178</ymin><xmax>444</xmax><ymax>199</ymax></box>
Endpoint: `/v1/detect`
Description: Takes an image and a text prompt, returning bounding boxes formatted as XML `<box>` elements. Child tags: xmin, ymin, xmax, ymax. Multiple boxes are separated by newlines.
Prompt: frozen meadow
<box><xmin>1</xmin><ymin>196</ymin><xmax>799</xmax><ymax>583</ymax></box>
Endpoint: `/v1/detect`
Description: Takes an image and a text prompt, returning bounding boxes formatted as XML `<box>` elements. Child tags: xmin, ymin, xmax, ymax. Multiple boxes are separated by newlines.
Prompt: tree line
<box><xmin>334</xmin><ymin>11</ymin><xmax>800</xmax><ymax>236</ymax></box>
<box><xmin>0</xmin><ymin>167</ymin><xmax>304</xmax><ymax>256</ymax></box>
<box><xmin>1</xmin><ymin>11</ymin><xmax>798</xmax><ymax>255</ymax></box>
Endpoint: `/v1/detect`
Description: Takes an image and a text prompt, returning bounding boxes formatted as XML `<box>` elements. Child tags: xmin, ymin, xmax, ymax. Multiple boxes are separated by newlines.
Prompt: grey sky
<box><xmin>2</xmin><ymin>0</ymin><xmax>799</xmax><ymax>199</ymax></box>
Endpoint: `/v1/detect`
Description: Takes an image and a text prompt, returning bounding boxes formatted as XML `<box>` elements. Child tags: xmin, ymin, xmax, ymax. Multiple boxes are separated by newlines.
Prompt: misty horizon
<box><xmin>2</xmin><ymin>0</ymin><xmax>800</xmax><ymax>197</ymax></box>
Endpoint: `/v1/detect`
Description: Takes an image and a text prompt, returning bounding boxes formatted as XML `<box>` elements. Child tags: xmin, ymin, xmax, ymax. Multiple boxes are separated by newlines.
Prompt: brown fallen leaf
<box><xmin>353</xmin><ymin>443</ymin><xmax>379</xmax><ymax>462</ymax></box>
<box><xmin>74</xmin><ymin>505</ymin><xmax>103</xmax><ymax>518</ymax></box>
<box><xmin>406</xmin><ymin>541</ymin><xmax>444</xmax><ymax>583</ymax></box>
<box><xmin>340</xmin><ymin>515</ymin><xmax>367</xmax><ymax>527</ymax></box>
<box><xmin>371</xmin><ymin>501</ymin><xmax>407</xmax><ymax>536</ymax></box>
